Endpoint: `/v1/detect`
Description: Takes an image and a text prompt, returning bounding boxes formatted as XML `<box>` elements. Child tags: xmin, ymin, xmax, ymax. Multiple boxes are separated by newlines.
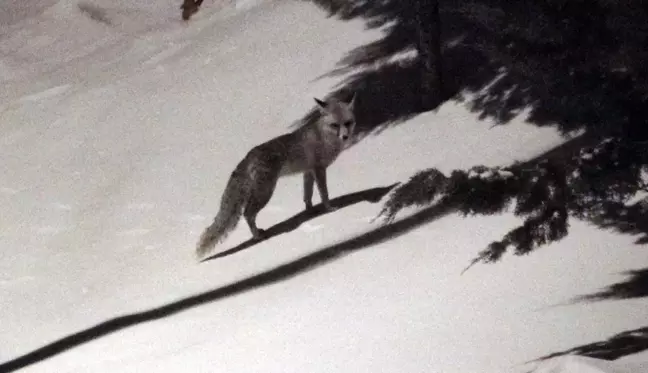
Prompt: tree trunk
<box><xmin>415</xmin><ymin>0</ymin><xmax>444</xmax><ymax>111</ymax></box>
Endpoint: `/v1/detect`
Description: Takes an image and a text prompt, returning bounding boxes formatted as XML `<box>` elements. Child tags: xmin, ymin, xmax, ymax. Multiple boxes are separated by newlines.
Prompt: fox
<box><xmin>195</xmin><ymin>94</ymin><xmax>357</xmax><ymax>258</ymax></box>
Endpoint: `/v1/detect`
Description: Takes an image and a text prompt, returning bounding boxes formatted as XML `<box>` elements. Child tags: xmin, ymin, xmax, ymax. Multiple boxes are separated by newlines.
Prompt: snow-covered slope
<box><xmin>1</xmin><ymin>1</ymin><xmax>646</xmax><ymax>372</ymax></box>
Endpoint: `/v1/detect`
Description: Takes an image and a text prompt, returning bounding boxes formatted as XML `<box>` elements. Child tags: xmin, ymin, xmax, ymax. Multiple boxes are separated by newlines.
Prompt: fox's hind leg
<box><xmin>243</xmin><ymin>212</ymin><xmax>263</xmax><ymax>239</ymax></box>
<box><xmin>244</xmin><ymin>201</ymin><xmax>268</xmax><ymax>239</ymax></box>
<box><xmin>243</xmin><ymin>173</ymin><xmax>279</xmax><ymax>239</ymax></box>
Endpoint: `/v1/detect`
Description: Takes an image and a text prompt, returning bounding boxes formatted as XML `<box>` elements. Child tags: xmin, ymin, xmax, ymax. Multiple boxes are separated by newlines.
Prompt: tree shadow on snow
<box><xmin>0</xmin><ymin>183</ymin><xmax>458</xmax><ymax>373</ymax></box>
<box><xmin>525</xmin><ymin>267</ymin><xmax>648</xmax><ymax>367</ymax></box>
<box><xmin>303</xmin><ymin>0</ymin><xmax>648</xmax><ymax>137</ymax></box>
<box><xmin>296</xmin><ymin>2</ymin><xmax>648</xmax><ymax>365</ymax></box>
<box><xmin>6</xmin><ymin>2</ymin><xmax>648</xmax><ymax>371</ymax></box>
<box><xmin>530</xmin><ymin>326</ymin><xmax>648</xmax><ymax>364</ymax></box>
<box><xmin>572</xmin><ymin>267</ymin><xmax>648</xmax><ymax>303</ymax></box>
<box><xmin>296</xmin><ymin>0</ymin><xmax>648</xmax><ymax>261</ymax></box>
<box><xmin>201</xmin><ymin>183</ymin><xmax>399</xmax><ymax>261</ymax></box>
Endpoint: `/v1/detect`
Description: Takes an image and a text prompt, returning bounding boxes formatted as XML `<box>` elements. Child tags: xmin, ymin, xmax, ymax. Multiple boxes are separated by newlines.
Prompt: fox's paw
<box><xmin>322</xmin><ymin>203</ymin><xmax>338</xmax><ymax>213</ymax></box>
<box><xmin>304</xmin><ymin>202</ymin><xmax>315</xmax><ymax>212</ymax></box>
<box><xmin>252</xmin><ymin>228</ymin><xmax>267</xmax><ymax>240</ymax></box>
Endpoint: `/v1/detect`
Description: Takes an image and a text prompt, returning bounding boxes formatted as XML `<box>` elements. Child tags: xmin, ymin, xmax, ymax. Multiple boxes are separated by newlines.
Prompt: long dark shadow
<box><xmin>5</xmin><ymin>184</ymin><xmax>437</xmax><ymax>372</ymax></box>
<box><xmin>202</xmin><ymin>183</ymin><xmax>400</xmax><ymax>261</ymax></box>
<box><xmin>8</xmin><ymin>1</ymin><xmax>648</xmax><ymax>370</ymax></box>
<box><xmin>0</xmin><ymin>121</ymin><xmax>608</xmax><ymax>373</ymax></box>
<box><xmin>529</xmin><ymin>326</ymin><xmax>648</xmax><ymax>363</ymax></box>
<box><xmin>525</xmin><ymin>267</ymin><xmax>648</xmax><ymax>368</ymax></box>
<box><xmin>303</xmin><ymin>0</ymin><xmax>648</xmax><ymax>249</ymax></box>
<box><xmin>572</xmin><ymin>267</ymin><xmax>648</xmax><ymax>303</ymax></box>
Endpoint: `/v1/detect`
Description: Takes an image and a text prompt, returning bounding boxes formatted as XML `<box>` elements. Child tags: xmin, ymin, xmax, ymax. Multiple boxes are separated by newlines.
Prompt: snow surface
<box><xmin>1</xmin><ymin>0</ymin><xmax>647</xmax><ymax>372</ymax></box>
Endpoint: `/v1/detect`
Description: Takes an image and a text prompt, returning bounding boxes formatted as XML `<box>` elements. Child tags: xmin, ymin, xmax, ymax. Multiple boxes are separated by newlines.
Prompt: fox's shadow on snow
<box><xmin>0</xmin><ymin>188</ymin><xmax>469</xmax><ymax>373</ymax></box>
<box><xmin>201</xmin><ymin>183</ymin><xmax>399</xmax><ymax>261</ymax></box>
<box><xmin>0</xmin><ymin>182</ymin><xmax>462</xmax><ymax>373</ymax></box>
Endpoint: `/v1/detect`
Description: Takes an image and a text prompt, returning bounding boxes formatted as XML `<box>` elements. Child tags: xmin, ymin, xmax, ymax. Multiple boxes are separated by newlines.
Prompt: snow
<box><xmin>467</xmin><ymin>166</ymin><xmax>516</xmax><ymax>180</ymax></box>
<box><xmin>1</xmin><ymin>0</ymin><xmax>647</xmax><ymax>372</ymax></box>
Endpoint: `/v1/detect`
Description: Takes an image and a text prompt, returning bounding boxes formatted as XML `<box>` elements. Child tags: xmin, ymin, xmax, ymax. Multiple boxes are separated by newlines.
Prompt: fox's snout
<box><xmin>338</xmin><ymin>127</ymin><xmax>351</xmax><ymax>141</ymax></box>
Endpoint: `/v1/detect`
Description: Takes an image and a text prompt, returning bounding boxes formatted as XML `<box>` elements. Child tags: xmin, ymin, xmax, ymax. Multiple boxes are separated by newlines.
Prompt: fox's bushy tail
<box><xmin>196</xmin><ymin>165</ymin><xmax>249</xmax><ymax>258</ymax></box>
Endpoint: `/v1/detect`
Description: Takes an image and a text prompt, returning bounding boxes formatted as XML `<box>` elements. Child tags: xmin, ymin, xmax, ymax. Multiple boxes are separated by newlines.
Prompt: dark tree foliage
<box><xmin>574</xmin><ymin>267</ymin><xmax>648</xmax><ymax>302</ymax></box>
<box><xmin>534</xmin><ymin>326</ymin><xmax>648</xmax><ymax>362</ymax></box>
<box><xmin>379</xmin><ymin>136</ymin><xmax>648</xmax><ymax>270</ymax></box>
<box><xmin>415</xmin><ymin>0</ymin><xmax>444</xmax><ymax>110</ymax></box>
<box><xmin>298</xmin><ymin>0</ymin><xmax>648</xmax><ymax>268</ymax></box>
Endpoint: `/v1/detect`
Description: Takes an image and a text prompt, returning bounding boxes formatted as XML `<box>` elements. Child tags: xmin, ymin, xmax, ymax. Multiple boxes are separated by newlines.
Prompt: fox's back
<box><xmin>233</xmin><ymin>132</ymin><xmax>302</xmax><ymax>179</ymax></box>
<box><xmin>239</xmin><ymin>94</ymin><xmax>355</xmax><ymax>178</ymax></box>
<box><xmin>245</xmin><ymin>132</ymin><xmax>297</xmax><ymax>165</ymax></box>
<box><xmin>241</xmin><ymin>130</ymin><xmax>342</xmax><ymax>178</ymax></box>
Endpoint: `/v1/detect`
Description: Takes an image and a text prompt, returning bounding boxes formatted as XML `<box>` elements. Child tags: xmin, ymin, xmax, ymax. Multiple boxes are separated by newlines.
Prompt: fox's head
<box><xmin>314</xmin><ymin>93</ymin><xmax>357</xmax><ymax>142</ymax></box>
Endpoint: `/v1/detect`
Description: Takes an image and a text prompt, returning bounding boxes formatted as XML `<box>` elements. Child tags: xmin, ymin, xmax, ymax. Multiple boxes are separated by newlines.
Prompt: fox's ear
<box><xmin>314</xmin><ymin>97</ymin><xmax>329</xmax><ymax>111</ymax></box>
<box><xmin>346</xmin><ymin>92</ymin><xmax>357</xmax><ymax>110</ymax></box>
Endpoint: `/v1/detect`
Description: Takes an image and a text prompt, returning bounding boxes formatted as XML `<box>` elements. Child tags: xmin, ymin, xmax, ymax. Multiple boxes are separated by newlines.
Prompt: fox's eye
<box><xmin>331</xmin><ymin>123</ymin><xmax>340</xmax><ymax>129</ymax></box>
<box><xmin>343</xmin><ymin>121</ymin><xmax>353</xmax><ymax>127</ymax></box>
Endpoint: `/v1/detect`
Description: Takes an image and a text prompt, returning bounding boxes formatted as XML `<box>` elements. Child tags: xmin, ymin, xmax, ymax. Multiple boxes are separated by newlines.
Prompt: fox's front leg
<box><xmin>314</xmin><ymin>166</ymin><xmax>337</xmax><ymax>212</ymax></box>
<box><xmin>303</xmin><ymin>171</ymin><xmax>314</xmax><ymax>210</ymax></box>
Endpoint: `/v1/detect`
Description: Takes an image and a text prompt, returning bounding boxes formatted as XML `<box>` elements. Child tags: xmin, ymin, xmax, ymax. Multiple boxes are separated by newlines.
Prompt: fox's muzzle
<box><xmin>337</xmin><ymin>125</ymin><xmax>352</xmax><ymax>141</ymax></box>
